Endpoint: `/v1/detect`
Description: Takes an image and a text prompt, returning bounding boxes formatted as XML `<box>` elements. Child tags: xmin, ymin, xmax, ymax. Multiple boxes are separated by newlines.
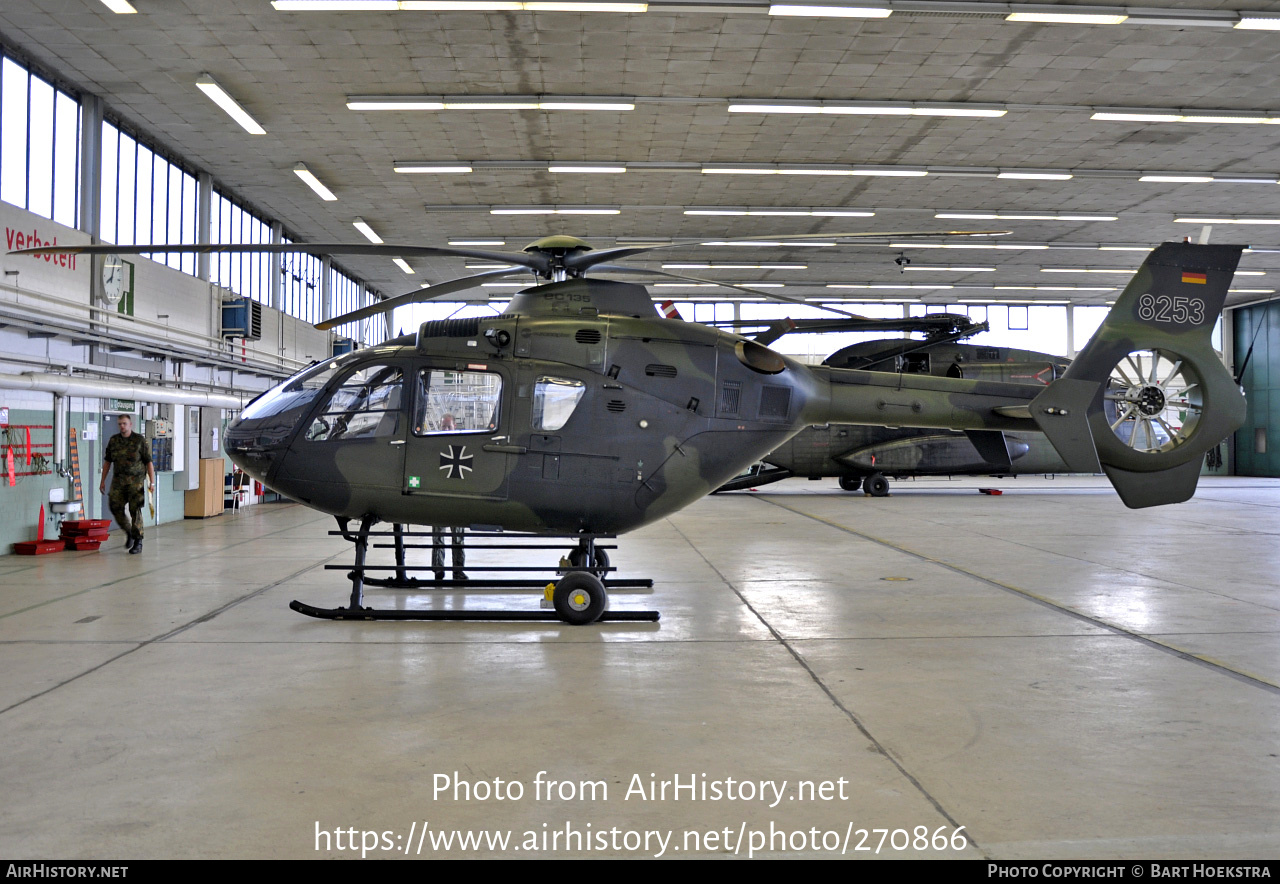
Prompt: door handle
<box><xmin>389</xmin><ymin>440</ymin><xmax>405</xmax><ymax>446</ymax></box>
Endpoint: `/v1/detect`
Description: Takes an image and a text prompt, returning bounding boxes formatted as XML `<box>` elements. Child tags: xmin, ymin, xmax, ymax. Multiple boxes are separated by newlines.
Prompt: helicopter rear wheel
<box><xmin>838</xmin><ymin>474</ymin><xmax>863</xmax><ymax>492</ymax></box>
<box><xmin>865</xmin><ymin>473</ymin><xmax>890</xmax><ymax>497</ymax></box>
<box><xmin>554</xmin><ymin>572</ymin><xmax>609</xmax><ymax>625</ymax></box>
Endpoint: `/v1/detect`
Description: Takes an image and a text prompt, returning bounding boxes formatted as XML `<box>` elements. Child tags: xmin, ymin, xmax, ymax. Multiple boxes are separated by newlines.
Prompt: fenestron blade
<box><xmin>566</xmin><ymin>230</ymin><xmax>1011</xmax><ymax>272</ymax></box>
<box><xmin>315</xmin><ymin>267</ymin><xmax>529</xmax><ymax>331</ymax></box>
<box><xmin>10</xmin><ymin>242</ymin><xmax>550</xmax><ymax>274</ymax></box>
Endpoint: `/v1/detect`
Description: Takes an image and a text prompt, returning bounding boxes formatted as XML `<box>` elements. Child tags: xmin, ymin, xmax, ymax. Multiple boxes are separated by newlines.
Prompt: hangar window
<box><xmin>305</xmin><ymin>364</ymin><xmax>404</xmax><ymax>442</ymax></box>
<box><xmin>413</xmin><ymin>369</ymin><xmax>502</xmax><ymax>436</ymax></box>
<box><xmin>0</xmin><ymin>54</ymin><xmax>81</xmax><ymax>228</ymax></box>
<box><xmin>532</xmin><ymin>377</ymin><xmax>586</xmax><ymax>431</ymax></box>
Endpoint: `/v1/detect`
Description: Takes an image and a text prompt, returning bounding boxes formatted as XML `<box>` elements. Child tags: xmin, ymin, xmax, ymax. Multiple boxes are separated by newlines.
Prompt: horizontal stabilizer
<box><xmin>1030</xmin><ymin>378</ymin><xmax>1103</xmax><ymax>473</ymax></box>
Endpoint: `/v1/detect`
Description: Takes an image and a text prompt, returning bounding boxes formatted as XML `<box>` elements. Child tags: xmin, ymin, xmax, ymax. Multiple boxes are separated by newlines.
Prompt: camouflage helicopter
<box><xmin>17</xmin><ymin>235</ymin><xmax>1246</xmax><ymax>624</ymax></box>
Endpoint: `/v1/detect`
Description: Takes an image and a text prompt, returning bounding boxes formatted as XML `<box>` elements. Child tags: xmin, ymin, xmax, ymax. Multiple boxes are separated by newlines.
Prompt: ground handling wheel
<box><xmin>838</xmin><ymin>474</ymin><xmax>863</xmax><ymax>492</ymax></box>
<box><xmin>865</xmin><ymin>473</ymin><xmax>890</xmax><ymax>497</ymax></box>
<box><xmin>553</xmin><ymin>572</ymin><xmax>609</xmax><ymax>625</ymax></box>
<box><xmin>568</xmin><ymin>545</ymin><xmax>611</xmax><ymax>580</ymax></box>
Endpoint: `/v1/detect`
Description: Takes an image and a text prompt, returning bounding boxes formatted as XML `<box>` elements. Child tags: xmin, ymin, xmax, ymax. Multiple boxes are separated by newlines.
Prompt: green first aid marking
<box><xmin>408</xmin><ymin>476</ymin><xmax>421</xmax><ymax>489</ymax></box>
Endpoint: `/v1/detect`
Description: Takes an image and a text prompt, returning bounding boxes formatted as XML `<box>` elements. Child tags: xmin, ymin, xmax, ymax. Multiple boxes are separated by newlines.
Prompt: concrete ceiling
<box><xmin>3</xmin><ymin>0</ymin><xmax>1280</xmax><ymax>309</ymax></box>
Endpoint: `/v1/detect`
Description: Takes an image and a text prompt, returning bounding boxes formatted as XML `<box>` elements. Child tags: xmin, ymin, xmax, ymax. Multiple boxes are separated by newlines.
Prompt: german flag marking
<box><xmin>1182</xmin><ymin>271</ymin><xmax>1208</xmax><ymax>284</ymax></box>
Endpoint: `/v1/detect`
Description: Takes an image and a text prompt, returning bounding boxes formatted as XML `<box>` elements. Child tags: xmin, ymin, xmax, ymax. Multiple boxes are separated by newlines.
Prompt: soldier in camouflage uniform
<box><xmin>99</xmin><ymin>414</ymin><xmax>156</xmax><ymax>554</ymax></box>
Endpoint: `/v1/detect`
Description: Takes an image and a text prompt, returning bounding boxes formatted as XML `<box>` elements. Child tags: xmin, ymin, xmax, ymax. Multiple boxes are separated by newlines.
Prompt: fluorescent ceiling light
<box><xmin>196</xmin><ymin>75</ymin><xmax>266</xmax><ymax>135</ymax></box>
<box><xmin>891</xmin><ymin>243</ymin><xmax>1049</xmax><ymax>250</ymax></box>
<box><xmin>293</xmin><ymin>164</ymin><xmax>337</xmax><ymax>201</ymax></box>
<box><xmin>1091</xmin><ymin>112</ymin><xmax>1181</xmax><ymax>123</ymax></box>
<box><xmin>935</xmin><ymin>213</ymin><xmax>1116</xmax><ymax>221</ymax></box>
<box><xmin>996</xmin><ymin>286</ymin><xmax>1116</xmax><ymax>291</ymax></box>
<box><xmin>523</xmin><ymin>2</ymin><xmax>648</xmax><ymax>10</ymax></box>
<box><xmin>352</xmin><ymin>218</ymin><xmax>382</xmax><ymax>243</ymax></box>
<box><xmin>1175</xmin><ymin>217</ymin><xmax>1280</xmax><ymax>224</ymax></box>
<box><xmin>1236</xmin><ymin>17</ymin><xmax>1280</xmax><ymax>29</ymax></box>
<box><xmin>1099</xmin><ymin>246</ymin><xmax>1152</xmax><ymax>251</ymax></box>
<box><xmin>99</xmin><ymin>0</ymin><xmax>139</xmax><ymax>11</ymax></box>
<box><xmin>548</xmin><ymin>165</ymin><xmax>626</xmax><ymax>173</ymax></box>
<box><xmin>684</xmin><ymin>209</ymin><xmax>873</xmax><ymax>217</ymax></box>
<box><xmin>654</xmin><ymin>284</ymin><xmax>718</xmax><ymax>288</ymax></box>
<box><xmin>1139</xmin><ymin>175</ymin><xmax>1215</xmax><ymax>183</ymax></box>
<box><xmin>1006</xmin><ymin>12</ymin><xmax>1128</xmax><ymax>24</ymax></box>
<box><xmin>539</xmin><ymin>102</ymin><xmax>635</xmax><ymax>110</ymax></box>
<box><xmin>1093</xmin><ymin>111</ymin><xmax>1277</xmax><ymax>125</ymax></box>
<box><xmin>393</xmin><ymin>163</ymin><xmax>473</xmax><ymax>173</ymax></box>
<box><xmin>727</xmin><ymin>104</ymin><xmax>1005</xmax><ymax>118</ymax></box>
<box><xmin>450</xmin><ymin>240</ymin><xmax>506</xmax><ymax>245</ymax></box>
<box><xmin>349</xmin><ymin>100</ymin><xmax>446</xmax><ymax>110</ymax></box>
<box><xmin>1180</xmin><ymin>115</ymin><xmax>1272</xmax><ymax>124</ymax></box>
<box><xmin>393</xmin><ymin>258</ymin><xmax>415</xmax><ymax>274</ymax></box>
<box><xmin>997</xmin><ymin>172</ymin><xmax>1073</xmax><ymax>180</ymax></box>
<box><xmin>445</xmin><ymin>102</ymin><xmax>540</xmax><ymax>110</ymax></box>
<box><xmin>701</xmin><ymin>167</ymin><xmax>926</xmax><ymax>177</ymax></box>
<box><xmin>663</xmin><ymin>264</ymin><xmax>807</xmax><ymax>269</ymax></box>
<box><xmin>465</xmin><ymin>263</ymin><xmax>518</xmax><ymax>269</ymax></box>
<box><xmin>768</xmin><ymin>5</ymin><xmax>891</xmax><ymax>17</ymax></box>
<box><xmin>1230</xmin><ymin>289</ymin><xmax>1276</xmax><ymax>293</ymax></box>
<box><xmin>904</xmin><ymin>266</ymin><xmax>996</xmax><ymax>272</ymax></box>
<box><xmin>483</xmin><ymin>283</ymin><xmax>528</xmax><ymax>287</ymax></box>
<box><xmin>278</xmin><ymin>0</ymin><xmax>644</xmax><ymax>8</ymax></box>
<box><xmin>490</xmin><ymin>208</ymin><xmax>621</xmax><ymax>214</ymax></box>
<box><xmin>827</xmin><ymin>284</ymin><xmax>954</xmax><ymax>290</ymax></box>
<box><xmin>1041</xmin><ymin>268</ymin><xmax>1132</xmax><ymax>274</ymax></box>
<box><xmin>402</xmin><ymin>1</ymin><xmax>523</xmax><ymax>7</ymax></box>
<box><xmin>273</xmin><ymin>1</ymin><xmax>400</xmax><ymax>8</ymax></box>
<box><xmin>702</xmin><ymin>241</ymin><xmax>836</xmax><ymax>247</ymax></box>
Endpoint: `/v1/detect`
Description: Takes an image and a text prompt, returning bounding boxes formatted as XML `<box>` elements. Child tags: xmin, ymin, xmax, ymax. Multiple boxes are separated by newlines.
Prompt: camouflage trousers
<box><xmin>109</xmin><ymin>482</ymin><xmax>146</xmax><ymax>540</ymax></box>
<box><xmin>431</xmin><ymin>526</ymin><xmax>465</xmax><ymax>578</ymax></box>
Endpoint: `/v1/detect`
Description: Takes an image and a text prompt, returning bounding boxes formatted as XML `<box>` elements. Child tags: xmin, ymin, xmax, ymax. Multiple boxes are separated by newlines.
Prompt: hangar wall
<box><xmin>0</xmin><ymin>198</ymin><xmax>332</xmax><ymax>554</ymax></box>
<box><xmin>1234</xmin><ymin>300</ymin><xmax>1280</xmax><ymax>477</ymax></box>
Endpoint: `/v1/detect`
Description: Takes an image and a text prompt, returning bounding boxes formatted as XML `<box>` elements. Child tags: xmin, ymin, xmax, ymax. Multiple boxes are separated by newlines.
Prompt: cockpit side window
<box><xmin>413</xmin><ymin>369</ymin><xmax>502</xmax><ymax>436</ymax></box>
<box><xmin>305</xmin><ymin>364</ymin><xmax>404</xmax><ymax>442</ymax></box>
<box><xmin>531</xmin><ymin>377</ymin><xmax>586</xmax><ymax>432</ymax></box>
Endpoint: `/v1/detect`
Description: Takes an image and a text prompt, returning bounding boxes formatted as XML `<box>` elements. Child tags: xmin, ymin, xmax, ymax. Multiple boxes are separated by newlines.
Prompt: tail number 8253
<box><xmin>1138</xmin><ymin>293</ymin><xmax>1206</xmax><ymax>326</ymax></box>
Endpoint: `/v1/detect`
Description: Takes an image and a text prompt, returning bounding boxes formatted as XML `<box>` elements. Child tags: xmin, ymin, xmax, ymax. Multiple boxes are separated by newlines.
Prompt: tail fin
<box><xmin>1032</xmin><ymin>242</ymin><xmax>1246</xmax><ymax>508</ymax></box>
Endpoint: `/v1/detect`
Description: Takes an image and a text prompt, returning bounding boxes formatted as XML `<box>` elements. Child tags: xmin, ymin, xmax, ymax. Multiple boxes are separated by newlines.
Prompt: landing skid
<box><xmin>290</xmin><ymin>516</ymin><xmax>660</xmax><ymax>625</ymax></box>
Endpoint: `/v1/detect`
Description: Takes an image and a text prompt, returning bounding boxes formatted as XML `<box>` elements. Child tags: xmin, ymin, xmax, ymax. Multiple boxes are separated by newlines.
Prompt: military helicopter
<box><xmin>17</xmin><ymin>235</ymin><xmax>1246</xmax><ymax>624</ymax></box>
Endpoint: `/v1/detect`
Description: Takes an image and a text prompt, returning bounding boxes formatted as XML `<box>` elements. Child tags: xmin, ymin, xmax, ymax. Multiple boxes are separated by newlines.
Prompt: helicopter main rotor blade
<box><xmin>589</xmin><ymin>264</ymin><xmax>864</xmax><ymax>318</ymax></box>
<box><xmin>11</xmin><ymin>241</ymin><xmax>551</xmax><ymax>274</ymax></box>
<box><xmin>315</xmin><ymin>267</ymin><xmax>530</xmax><ymax>331</ymax></box>
<box><xmin>566</xmin><ymin>229</ymin><xmax>1011</xmax><ymax>273</ymax></box>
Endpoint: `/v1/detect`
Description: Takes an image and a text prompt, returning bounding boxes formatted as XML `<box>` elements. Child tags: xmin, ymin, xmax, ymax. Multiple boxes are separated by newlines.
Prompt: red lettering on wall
<box><xmin>4</xmin><ymin>227</ymin><xmax>78</xmax><ymax>272</ymax></box>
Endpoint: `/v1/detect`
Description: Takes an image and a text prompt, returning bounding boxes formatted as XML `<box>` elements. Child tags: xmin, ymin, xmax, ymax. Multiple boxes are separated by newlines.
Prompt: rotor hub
<box><xmin>1132</xmin><ymin>384</ymin><xmax>1166</xmax><ymax>416</ymax></box>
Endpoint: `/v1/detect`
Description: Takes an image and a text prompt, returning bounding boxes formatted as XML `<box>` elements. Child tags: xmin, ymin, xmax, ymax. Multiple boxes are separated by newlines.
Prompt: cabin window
<box><xmin>304</xmin><ymin>364</ymin><xmax>403</xmax><ymax>441</ymax></box>
<box><xmin>413</xmin><ymin>369</ymin><xmax>502</xmax><ymax>436</ymax></box>
<box><xmin>532</xmin><ymin>377</ymin><xmax>586</xmax><ymax>431</ymax></box>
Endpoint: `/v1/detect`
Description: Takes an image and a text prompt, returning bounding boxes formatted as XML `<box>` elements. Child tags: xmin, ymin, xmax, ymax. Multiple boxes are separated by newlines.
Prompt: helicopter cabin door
<box><xmin>402</xmin><ymin>364</ymin><xmax>511</xmax><ymax>501</ymax></box>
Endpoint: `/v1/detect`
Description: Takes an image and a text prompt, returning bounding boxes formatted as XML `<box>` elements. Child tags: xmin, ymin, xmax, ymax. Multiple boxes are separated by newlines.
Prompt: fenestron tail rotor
<box><xmin>1029</xmin><ymin>242</ymin><xmax>1246</xmax><ymax>508</ymax></box>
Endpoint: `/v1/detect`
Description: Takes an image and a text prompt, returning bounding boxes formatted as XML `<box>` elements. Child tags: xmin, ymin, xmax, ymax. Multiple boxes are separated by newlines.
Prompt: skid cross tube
<box><xmin>291</xmin><ymin>517</ymin><xmax>659</xmax><ymax>624</ymax></box>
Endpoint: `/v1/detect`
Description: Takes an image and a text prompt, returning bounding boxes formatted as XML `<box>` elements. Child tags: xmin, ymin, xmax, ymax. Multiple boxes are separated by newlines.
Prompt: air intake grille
<box><xmin>606</xmin><ymin>400</ymin><xmax>626</xmax><ymax>413</ymax></box>
<box><xmin>758</xmin><ymin>385</ymin><xmax>791</xmax><ymax>421</ymax></box>
<box><xmin>719</xmin><ymin>381</ymin><xmax>741</xmax><ymax>416</ymax></box>
<box><xmin>419</xmin><ymin>317</ymin><xmax>482</xmax><ymax>338</ymax></box>
<box><xmin>645</xmin><ymin>363</ymin><xmax>677</xmax><ymax>378</ymax></box>
<box><xmin>575</xmin><ymin>328</ymin><xmax>603</xmax><ymax>344</ymax></box>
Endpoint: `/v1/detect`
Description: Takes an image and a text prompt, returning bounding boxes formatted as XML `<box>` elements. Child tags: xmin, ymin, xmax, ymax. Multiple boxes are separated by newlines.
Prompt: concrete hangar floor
<box><xmin>0</xmin><ymin>475</ymin><xmax>1277</xmax><ymax>860</ymax></box>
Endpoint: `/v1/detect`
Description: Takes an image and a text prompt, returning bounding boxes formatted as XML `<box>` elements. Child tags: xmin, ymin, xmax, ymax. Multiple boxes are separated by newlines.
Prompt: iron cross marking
<box><xmin>439</xmin><ymin>444</ymin><xmax>474</xmax><ymax>480</ymax></box>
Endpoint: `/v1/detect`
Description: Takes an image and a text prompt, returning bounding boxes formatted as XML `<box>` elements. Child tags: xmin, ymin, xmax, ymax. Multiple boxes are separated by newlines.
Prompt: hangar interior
<box><xmin>1</xmin><ymin>0</ymin><xmax>1279</xmax><ymax>860</ymax></box>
